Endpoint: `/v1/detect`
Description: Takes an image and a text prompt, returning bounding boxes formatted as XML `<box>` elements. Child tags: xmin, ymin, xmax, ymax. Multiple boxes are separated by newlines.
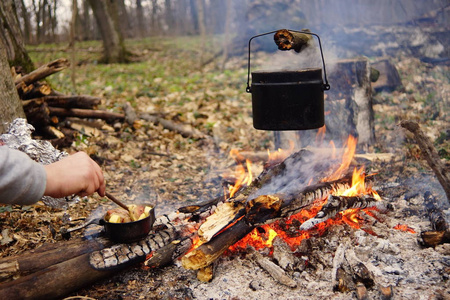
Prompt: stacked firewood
<box><xmin>12</xmin><ymin>58</ymin><xmax>124</xmax><ymax>146</ymax></box>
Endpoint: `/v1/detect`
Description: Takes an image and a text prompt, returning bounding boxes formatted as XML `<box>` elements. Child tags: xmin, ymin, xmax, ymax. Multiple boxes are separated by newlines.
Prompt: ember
<box><xmin>393</xmin><ymin>224</ymin><xmax>416</xmax><ymax>234</ymax></box>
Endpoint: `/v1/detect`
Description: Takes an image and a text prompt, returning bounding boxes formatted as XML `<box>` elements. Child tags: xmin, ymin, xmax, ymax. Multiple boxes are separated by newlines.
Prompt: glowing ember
<box><xmin>228</xmin><ymin>225</ymin><xmax>278</xmax><ymax>254</ymax></box>
<box><xmin>393</xmin><ymin>224</ymin><xmax>416</xmax><ymax>234</ymax></box>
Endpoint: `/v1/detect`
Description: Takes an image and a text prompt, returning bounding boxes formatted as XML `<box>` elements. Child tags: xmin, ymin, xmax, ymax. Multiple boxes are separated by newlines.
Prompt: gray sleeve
<box><xmin>0</xmin><ymin>146</ymin><xmax>47</xmax><ymax>205</ymax></box>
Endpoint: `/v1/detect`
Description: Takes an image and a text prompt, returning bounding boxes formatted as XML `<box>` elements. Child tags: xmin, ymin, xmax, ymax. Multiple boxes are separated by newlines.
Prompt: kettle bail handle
<box><xmin>246</xmin><ymin>29</ymin><xmax>330</xmax><ymax>93</ymax></box>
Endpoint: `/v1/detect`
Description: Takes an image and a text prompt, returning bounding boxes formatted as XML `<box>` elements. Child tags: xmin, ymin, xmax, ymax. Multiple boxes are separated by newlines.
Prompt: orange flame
<box><xmin>333</xmin><ymin>167</ymin><xmax>381</xmax><ymax>200</ymax></box>
<box><xmin>266</xmin><ymin>140</ymin><xmax>295</xmax><ymax>166</ymax></box>
<box><xmin>228</xmin><ymin>159</ymin><xmax>253</xmax><ymax>198</ymax></box>
<box><xmin>325</xmin><ymin>135</ymin><xmax>357</xmax><ymax>181</ymax></box>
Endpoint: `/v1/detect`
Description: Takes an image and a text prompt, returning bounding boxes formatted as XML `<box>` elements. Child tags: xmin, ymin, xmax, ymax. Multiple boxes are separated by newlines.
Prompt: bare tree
<box><xmin>16</xmin><ymin>0</ymin><xmax>32</xmax><ymax>44</ymax></box>
<box><xmin>0</xmin><ymin>39</ymin><xmax>26</xmax><ymax>133</ymax></box>
<box><xmin>87</xmin><ymin>0</ymin><xmax>128</xmax><ymax>63</ymax></box>
<box><xmin>136</xmin><ymin>0</ymin><xmax>146</xmax><ymax>37</ymax></box>
<box><xmin>0</xmin><ymin>0</ymin><xmax>34</xmax><ymax>73</ymax></box>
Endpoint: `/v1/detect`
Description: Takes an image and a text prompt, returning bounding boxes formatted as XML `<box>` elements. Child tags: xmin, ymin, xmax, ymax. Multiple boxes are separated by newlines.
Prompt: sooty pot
<box><xmin>246</xmin><ymin>30</ymin><xmax>330</xmax><ymax>131</ymax></box>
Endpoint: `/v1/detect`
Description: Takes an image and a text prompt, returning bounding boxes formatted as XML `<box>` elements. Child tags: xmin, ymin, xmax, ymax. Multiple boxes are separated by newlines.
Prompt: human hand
<box><xmin>44</xmin><ymin>152</ymin><xmax>106</xmax><ymax>198</ymax></box>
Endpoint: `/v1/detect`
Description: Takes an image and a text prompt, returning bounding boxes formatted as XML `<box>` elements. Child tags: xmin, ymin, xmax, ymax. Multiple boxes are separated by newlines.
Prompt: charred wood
<box><xmin>181</xmin><ymin>218</ymin><xmax>254</xmax><ymax>270</ymax></box>
<box><xmin>400</xmin><ymin>120</ymin><xmax>450</xmax><ymax>203</ymax></box>
<box><xmin>0</xmin><ymin>252</ymin><xmax>117</xmax><ymax>300</ymax></box>
<box><xmin>273</xmin><ymin>29</ymin><xmax>313</xmax><ymax>53</ymax></box>
<box><xmin>250</xmin><ymin>248</ymin><xmax>297</xmax><ymax>288</ymax></box>
<box><xmin>300</xmin><ymin>194</ymin><xmax>386</xmax><ymax>231</ymax></box>
<box><xmin>424</xmin><ymin>191</ymin><xmax>449</xmax><ymax>232</ymax></box>
<box><xmin>0</xmin><ymin>238</ymin><xmax>110</xmax><ymax>282</ymax></box>
<box><xmin>14</xmin><ymin>58</ymin><xmax>70</xmax><ymax>87</ymax></box>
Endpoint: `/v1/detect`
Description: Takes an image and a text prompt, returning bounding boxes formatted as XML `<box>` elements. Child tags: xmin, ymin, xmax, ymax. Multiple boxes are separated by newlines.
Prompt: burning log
<box><xmin>273</xmin><ymin>29</ymin><xmax>313</xmax><ymax>53</ymax></box>
<box><xmin>182</xmin><ymin>218</ymin><xmax>254</xmax><ymax>270</ymax></box>
<box><xmin>300</xmin><ymin>194</ymin><xmax>385</xmax><ymax>231</ymax></box>
<box><xmin>14</xmin><ymin>58</ymin><xmax>70</xmax><ymax>87</ymax></box>
<box><xmin>400</xmin><ymin>120</ymin><xmax>450</xmax><ymax>203</ymax></box>
<box><xmin>198</xmin><ymin>201</ymin><xmax>245</xmax><ymax>243</ymax></box>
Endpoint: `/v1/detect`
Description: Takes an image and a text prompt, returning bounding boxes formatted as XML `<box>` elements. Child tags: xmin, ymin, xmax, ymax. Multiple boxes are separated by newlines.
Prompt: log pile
<box><xmin>12</xmin><ymin>58</ymin><xmax>125</xmax><ymax>146</ymax></box>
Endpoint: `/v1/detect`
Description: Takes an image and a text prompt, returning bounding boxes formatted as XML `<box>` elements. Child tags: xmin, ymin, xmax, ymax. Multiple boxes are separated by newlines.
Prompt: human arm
<box><xmin>43</xmin><ymin>152</ymin><xmax>105</xmax><ymax>198</ymax></box>
<box><xmin>0</xmin><ymin>147</ymin><xmax>105</xmax><ymax>205</ymax></box>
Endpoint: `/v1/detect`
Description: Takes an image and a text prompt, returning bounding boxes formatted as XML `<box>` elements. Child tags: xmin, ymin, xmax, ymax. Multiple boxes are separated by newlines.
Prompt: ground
<box><xmin>0</xmin><ymin>36</ymin><xmax>448</xmax><ymax>299</ymax></box>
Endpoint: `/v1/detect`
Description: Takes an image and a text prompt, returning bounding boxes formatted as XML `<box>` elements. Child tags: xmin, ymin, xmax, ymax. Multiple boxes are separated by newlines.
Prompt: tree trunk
<box><xmin>136</xmin><ymin>0</ymin><xmax>145</xmax><ymax>37</ymax></box>
<box><xmin>0</xmin><ymin>0</ymin><xmax>35</xmax><ymax>73</ymax></box>
<box><xmin>0</xmin><ymin>41</ymin><xmax>26</xmax><ymax>134</ymax></box>
<box><xmin>17</xmin><ymin>0</ymin><xmax>32</xmax><ymax>44</ymax></box>
<box><xmin>195</xmin><ymin>0</ymin><xmax>206</xmax><ymax>66</ymax></box>
<box><xmin>87</xmin><ymin>0</ymin><xmax>127</xmax><ymax>63</ymax></box>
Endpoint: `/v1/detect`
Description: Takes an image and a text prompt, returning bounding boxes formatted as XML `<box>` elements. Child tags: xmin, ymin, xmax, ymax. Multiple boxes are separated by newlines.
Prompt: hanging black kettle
<box><xmin>246</xmin><ymin>29</ymin><xmax>330</xmax><ymax>131</ymax></box>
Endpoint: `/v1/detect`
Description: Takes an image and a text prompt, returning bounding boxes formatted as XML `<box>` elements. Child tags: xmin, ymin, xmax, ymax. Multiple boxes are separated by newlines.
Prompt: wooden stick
<box><xmin>250</xmin><ymin>248</ymin><xmax>297</xmax><ymax>288</ymax></box>
<box><xmin>140</xmin><ymin>113</ymin><xmax>206</xmax><ymax>139</ymax></box>
<box><xmin>48</xmin><ymin>107</ymin><xmax>124</xmax><ymax>121</ymax></box>
<box><xmin>400</xmin><ymin>120</ymin><xmax>450</xmax><ymax>203</ymax></box>
<box><xmin>14</xmin><ymin>58</ymin><xmax>70</xmax><ymax>86</ymax></box>
<box><xmin>105</xmin><ymin>191</ymin><xmax>129</xmax><ymax>211</ymax></box>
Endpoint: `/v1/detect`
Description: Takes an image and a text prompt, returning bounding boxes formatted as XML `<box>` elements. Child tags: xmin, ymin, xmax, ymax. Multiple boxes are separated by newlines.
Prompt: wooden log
<box><xmin>181</xmin><ymin>218</ymin><xmax>254</xmax><ymax>270</ymax></box>
<box><xmin>18</xmin><ymin>82</ymin><xmax>52</xmax><ymax>100</ymax></box>
<box><xmin>23</xmin><ymin>95</ymin><xmax>101</xmax><ymax>109</ymax></box>
<box><xmin>48</xmin><ymin>107</ymin><xmax>124</xmax><ymax>121</ymax></box>
<box><xmin>0</xmin><ymin>252</ymin><xmax>118</xmax><ymax>300</ymax></box>
<box><xmin>0</xmin><ymin>238</ymin><xmax>109</xmax><ymax>282</ymax></box>
<box><xmin>14</xmin><ymin>58</ymin><xmax>70</xmax><ymax>87</ymax></box>
<box><xmin>22</xmin><ymin>98</ymin><xmax>51</xmax><ymax>127</ymax></box>
<box><xmin>273</xmin><ymin>29</ymin><xmax>312</xmax><ymax>53</ymax></box>
<box><xmin>400</xmin><ymin>120</ymin><xmax>450</xmax><ymax>203</ymax></box>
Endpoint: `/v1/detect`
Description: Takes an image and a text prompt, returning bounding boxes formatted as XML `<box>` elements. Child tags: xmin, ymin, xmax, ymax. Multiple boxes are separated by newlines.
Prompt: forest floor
<box><xmin>0</xmin><ymin>36</ymin><xmax>448</xmax><ymax>299</ymax></box>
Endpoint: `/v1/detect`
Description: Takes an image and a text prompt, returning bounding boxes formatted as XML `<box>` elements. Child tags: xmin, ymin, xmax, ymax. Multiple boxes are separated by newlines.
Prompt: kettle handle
<box><xmin>246</xmin><ymin>29</ymin><xmax>330</xmax><ymax>93</ymax></box>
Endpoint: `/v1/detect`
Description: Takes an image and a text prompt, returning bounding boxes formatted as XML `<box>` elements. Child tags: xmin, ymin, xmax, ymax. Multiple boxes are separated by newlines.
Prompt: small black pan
<box><xmin>100</xmin><ymin>203</ymin><xmax>156</xmax><ymax>243</ymax></box>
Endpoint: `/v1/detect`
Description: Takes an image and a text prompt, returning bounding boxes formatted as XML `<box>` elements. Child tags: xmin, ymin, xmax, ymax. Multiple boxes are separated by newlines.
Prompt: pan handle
<box><xmin>246</xmin><ymin>29</ymin><xmax>330</xmax><ymax>93</ymax></box>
